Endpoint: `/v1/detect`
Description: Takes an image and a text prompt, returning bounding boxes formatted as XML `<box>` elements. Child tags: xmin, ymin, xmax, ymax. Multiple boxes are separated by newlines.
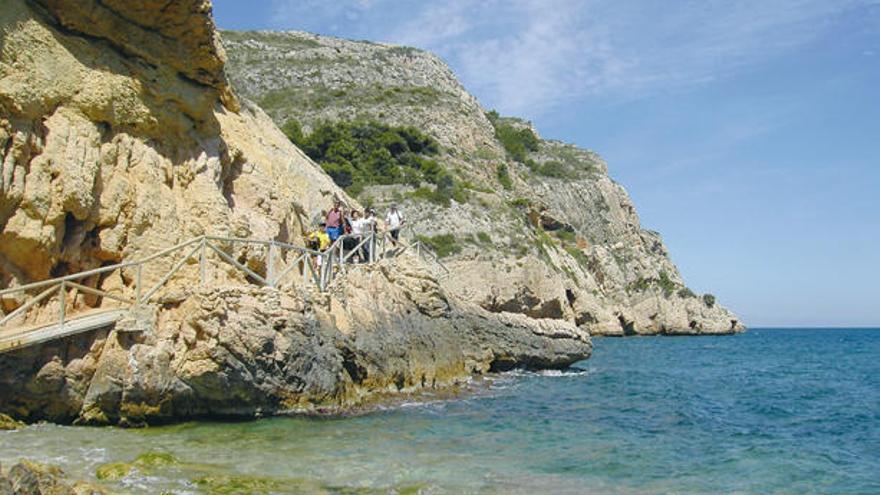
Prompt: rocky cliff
<box><xmin>222</xmin><ymin>31</ymin><xmax>744</xmax><ymax>336</ymax></box>
<box><xmin>0</xmin><ymin>1</ymin><xmax>590</xmax><ymax>425</ymax></box>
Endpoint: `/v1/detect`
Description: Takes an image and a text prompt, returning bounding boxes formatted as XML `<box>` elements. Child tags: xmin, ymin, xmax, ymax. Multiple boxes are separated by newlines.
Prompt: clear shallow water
<box><xmin>2</xmin><ymin>329</ymin><xmax>879</xmax><ymax>494</ymax></box>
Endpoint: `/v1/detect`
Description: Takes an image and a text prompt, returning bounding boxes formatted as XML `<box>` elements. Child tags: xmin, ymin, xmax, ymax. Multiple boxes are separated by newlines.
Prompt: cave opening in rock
<box><xmin>618</xmin><ymin>315</ymin><xmax>636</xmax><ymax>336</ymax></box>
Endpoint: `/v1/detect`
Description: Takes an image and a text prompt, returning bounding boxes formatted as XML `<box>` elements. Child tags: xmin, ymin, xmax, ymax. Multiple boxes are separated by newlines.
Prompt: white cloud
<box><xmin>269</xmin><ymin>0</ymin><xmax>878</xmax><ymax>117</ymax></box>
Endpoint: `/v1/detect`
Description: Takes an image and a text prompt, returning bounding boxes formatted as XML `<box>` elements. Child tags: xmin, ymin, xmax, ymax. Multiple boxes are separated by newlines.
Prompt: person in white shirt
<box><xmin>385</xmin><ymin>204</ymin><xmax>404</xmax><ymax>247</ymax></box>
<box><xmin>350</xmin><ymin>210</ymin><xmax>376</xmax><ymax>263</ymax></box>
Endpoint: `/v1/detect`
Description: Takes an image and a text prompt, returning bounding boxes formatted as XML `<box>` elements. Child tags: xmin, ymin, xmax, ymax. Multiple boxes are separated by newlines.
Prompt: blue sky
<box><xmin>213</xmin><ymin>0</ymin><xmax>880</xmax><ymax>327</ymax></box>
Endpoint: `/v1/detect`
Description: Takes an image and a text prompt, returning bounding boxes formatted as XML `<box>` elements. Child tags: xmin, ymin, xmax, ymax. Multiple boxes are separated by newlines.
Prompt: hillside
<box><xmin>222</xmin><ymin>30</ymin><xmax>743</xmax><ymax>335</ymax></box>
<box><xmin>0</xmin><ymin>0</ymin><xmax>590</xmax><ymax>425</ymax></box>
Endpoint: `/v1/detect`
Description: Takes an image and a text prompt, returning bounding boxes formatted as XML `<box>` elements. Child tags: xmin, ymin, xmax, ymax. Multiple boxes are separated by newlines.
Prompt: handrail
<box><xmin>0</xmin><ymin>226</ymin><xmax>449</xmax><ymax>338</ymax></box>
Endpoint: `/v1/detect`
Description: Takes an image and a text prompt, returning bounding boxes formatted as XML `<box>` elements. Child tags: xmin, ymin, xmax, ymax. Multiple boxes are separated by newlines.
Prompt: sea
<box><xmin>1</xmin><ymin>328</ymin><xmax>878</xmax><ymax>494</ymax></box>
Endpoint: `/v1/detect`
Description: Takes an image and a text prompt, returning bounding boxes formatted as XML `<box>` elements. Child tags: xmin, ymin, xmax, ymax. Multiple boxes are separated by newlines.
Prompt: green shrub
<box><xmin>677</xmin><ymin>288</ymin><xmax>696</xmax><ymax>298</ymax></box>
<box><xmin>627</xmin><ymin>272</ymin><xmax>678</xmax><ymax>297</ymax></box>
<box><xmin>703</xmin><ymin>294</ymin><xmax>716</xmax><ymax>308</ymax></box>
<box><xmin>657</xmin><ymin>271</ymin><xmax>676</xmax><ymax>297</ymax></box>
<box><xmin>417</xmin><ymin>234</ymin><xmax>461</xmax><ymax>258</ymax></box>
<box><xmin>281</xmin><ymin>119</ymin><xmax>304</xmax><ymax>146</ymax></box>
<box><xmin>297</xmin><ymin>120</ymin><xmax>448</xmax><ymax>193</ymax></box>
<box><xmin>508</xmin><ymin>197</ymin><xmax>531</xmax><ymax>209</ymax></box>
<box><xmin>476</xmin><ymin>232</ymin><xmax>492</xmax><ymax>244</ymax></box>
<box><xmin>487</xmin><ymin>111</ymin><xmax>539</xmax><ymax>162</ymax></box>
<box><xmin>496</xmin><ymin>163</ymin><xmax>513</xmax><ymax>190</ymax></box>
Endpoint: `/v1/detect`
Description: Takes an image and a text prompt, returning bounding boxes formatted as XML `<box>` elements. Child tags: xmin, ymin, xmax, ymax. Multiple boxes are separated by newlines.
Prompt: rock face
<box><xmin>222</xmin><ymin>31</ymin><xmax>744</xmax><ymax>336</ymax></box>
<box><xmin>0</xmin><ymin>258</ymin><xmax>589</xmax><ymax>425</ymax></box>
<box><xmin>0</xmin><ymin>1</ymin><xmax>590</xmax><ymax>425</ymax></box>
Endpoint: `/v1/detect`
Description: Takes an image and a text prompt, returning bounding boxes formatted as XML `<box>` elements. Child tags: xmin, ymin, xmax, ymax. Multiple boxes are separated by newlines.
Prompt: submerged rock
<box><xmin>0</xmin><ymin>460</ymin><xmax>106</xmax><ymax>495</ymax></box>
<box><xmin>94</xmin><ymin>451</ymin><xmax>179</xmax><ymax>481</ymax></box>
<box><xmin>0</xmin><ymin>413</ymin><xmax>24</xmax><ymax>430</ymax></box>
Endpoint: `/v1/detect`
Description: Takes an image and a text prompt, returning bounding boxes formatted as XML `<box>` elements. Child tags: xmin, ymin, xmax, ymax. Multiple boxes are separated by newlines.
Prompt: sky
<box><xmin>212</xmin><ymin>0</ymin><xmax>880</xmax><ymax>327</ymax></box>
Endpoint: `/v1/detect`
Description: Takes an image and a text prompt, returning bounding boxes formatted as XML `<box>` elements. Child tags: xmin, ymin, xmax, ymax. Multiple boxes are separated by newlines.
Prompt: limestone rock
<box><xmin>0</xmin><ymin>259</ymin><xmax>589</xmax><ymax>424</ymax></box>
<box><xmin>0</xmin><ymin>413</ymin><xmax>24</xmax><ymax>430</ymax></box>
<box><xmin>0</xmin><ymin>1</ymin><xmax>592</xmax><ymax>425</ymax></box>
<box><xmin>222</xmin><ymin>31</ymin><xmax>745</xmax><ymax>336</ymax></box>
<box><xmin>0</xmin><ymin>460</ymin><xmax>106</xmax><ymax>495</ymax></box>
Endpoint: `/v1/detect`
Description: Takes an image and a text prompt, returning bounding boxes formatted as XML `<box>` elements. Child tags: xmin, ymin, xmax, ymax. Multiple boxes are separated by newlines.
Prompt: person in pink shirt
<box><xmin>325</xmin><ymin>200</ymin><xmax>343</xmax><ymax>242</ymax></box>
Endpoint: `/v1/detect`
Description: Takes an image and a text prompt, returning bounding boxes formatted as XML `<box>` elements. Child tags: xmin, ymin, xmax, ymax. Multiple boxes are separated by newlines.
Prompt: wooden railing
<box><xmin>0</xmin><ymin>228</ymin><xmax>448</xmax><ymax>339</ymax></box>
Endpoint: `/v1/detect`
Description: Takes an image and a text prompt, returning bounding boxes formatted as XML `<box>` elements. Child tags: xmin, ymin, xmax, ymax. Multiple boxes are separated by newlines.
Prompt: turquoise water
<box><xmin>2</xmin><ymin>328</ymin><xmax>879</xmax><ymax>494</ymax></box>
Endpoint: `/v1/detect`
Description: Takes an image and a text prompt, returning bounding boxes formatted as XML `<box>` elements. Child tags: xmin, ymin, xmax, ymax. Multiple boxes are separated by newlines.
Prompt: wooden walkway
<box><xmin>0</xmin><ymin>308</ymin><xmax>128</xmax><ymax>354</ymax></box>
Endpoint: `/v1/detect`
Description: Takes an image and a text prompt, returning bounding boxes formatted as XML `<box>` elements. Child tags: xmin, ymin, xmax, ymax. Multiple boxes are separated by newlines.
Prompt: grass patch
<box><xmin>258</xmin><ymin>84</ymin><xmax>443</xmax><ymax>114</ymax></box>
<box><xmin>407</xmin><ymin>185</ymin><xmax>469</xmax><ymax>207</ymax></box>
<box><xmin>536</xmin><ymin>160</ymin><xmax>578</xmax><ymax>180</ymax></box>
<box><xmin>417</xmin><ymin>234</ymin><xmax>462</xmax><ymax>258</ymax></box>
<box><xmin>460</xmin><ymin>180</ymin><xmax>493</xmax><ymax>194</ymax></box>
<box><xmin>564</xmin><ymin>245</ymin><xmax>590</xmax><ymax>268</ymax></box>
<box><xmin>554</xmin><ymin>229</ymin><xmax>577</xmax><ymax>244</ymax></box>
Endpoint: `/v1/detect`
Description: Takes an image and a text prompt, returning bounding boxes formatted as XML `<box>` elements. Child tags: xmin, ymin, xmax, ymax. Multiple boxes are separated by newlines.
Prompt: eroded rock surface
<box><xmin>0</xmin><ymin>259</ymin><xmax>589</xmax><ymax>425</ymax></box>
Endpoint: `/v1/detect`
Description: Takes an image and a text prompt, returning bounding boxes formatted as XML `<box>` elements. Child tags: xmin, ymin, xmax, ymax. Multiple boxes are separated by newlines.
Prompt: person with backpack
<box><xmin>305</xmin><ymin>223</ymin><xmax>331</xmax><ymax>272</ymax></box>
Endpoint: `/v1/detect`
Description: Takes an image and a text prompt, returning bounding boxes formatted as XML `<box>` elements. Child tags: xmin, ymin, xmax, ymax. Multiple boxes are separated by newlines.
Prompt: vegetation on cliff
<box><xmin>284</xmin><ymin>119</ymin><xmax>468</xmax><ymax>204</ymax></box>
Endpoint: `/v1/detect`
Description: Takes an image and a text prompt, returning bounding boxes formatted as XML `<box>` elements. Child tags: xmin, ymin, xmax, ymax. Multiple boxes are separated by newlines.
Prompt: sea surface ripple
<box><xmin>1</xmin><ymin>328</ymin><xmax>878</xmax><ymax>494</ymax></box>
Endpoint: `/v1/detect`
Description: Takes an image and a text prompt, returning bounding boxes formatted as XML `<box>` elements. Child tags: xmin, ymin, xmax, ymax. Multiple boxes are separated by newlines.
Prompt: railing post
<box><xmin>324</xmin><ymin>250</ymin><xmax>332</xmax><ymax>290</ymax></box>
<box><xmin>199</xmin><ymin>238</ymin><xmax>207</xmax><ymax>285</ymax></box>
<box><xmin>59</xmin><ymin>281</ymin><xmax>66</xmax><ymax>329</ymax></box>
<box><xmin>303</xmin><ymin>254</ymin><xmax>309</xmax><ymax>284</ymax></box>
<box><xmin>135</xmin><ymin>264</ymin><xmax>142</xmax><ymax>307</ymax></box>
<box><xmin>267</xmin><ymin>242</ymin><xmax>277</xmax><ymax>287</ymax></box>
<box><xmin>337</xmin><ymin>242</ymin><xmax>344</xmax><ymax>273</ymax></box>
<box><xmin>319</xmin><ymin>251</ymin><xmax>327</xmax><ymax>291</ymax></box>
<box><xmin>369</xmin><ymin>233</ymin><xmax>376</xmax><ymax>264</ymax></box>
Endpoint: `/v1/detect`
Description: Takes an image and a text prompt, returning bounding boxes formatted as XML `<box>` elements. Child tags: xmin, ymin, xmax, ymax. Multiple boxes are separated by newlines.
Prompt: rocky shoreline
<box><xmin>0</xmin><ymin>259</ymin><xmax>590</xmax><ymax>426</ymax></box>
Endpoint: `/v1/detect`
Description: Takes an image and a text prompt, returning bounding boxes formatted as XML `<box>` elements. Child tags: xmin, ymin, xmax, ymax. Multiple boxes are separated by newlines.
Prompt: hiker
<box><xmin>342</xmin><ymin>207</ymin><xmax>353</xmax><ymax>236</ymax></box>
<box><xmin>343</xmin><ymin>210</ymin><xmax>362</xmax><ymax>260</ymax></box>
<box><xmin>353</xmin><ymin>209</ymin><xmax>377</xmax><ymax>263</ymax></box>
<box><xmin>325</xmin><ymin>200</ymin><xmax>343</xmax><ymax>242</ymax></box>
<box><xmin>385</xmin><ymin>204</ymin><xmax>404</xmax><ymax>247</ymax></box>
<box><xmin>305</xmin><ymin>223</ymin><xmax>331</xmax><ymax>272</ymax></box>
